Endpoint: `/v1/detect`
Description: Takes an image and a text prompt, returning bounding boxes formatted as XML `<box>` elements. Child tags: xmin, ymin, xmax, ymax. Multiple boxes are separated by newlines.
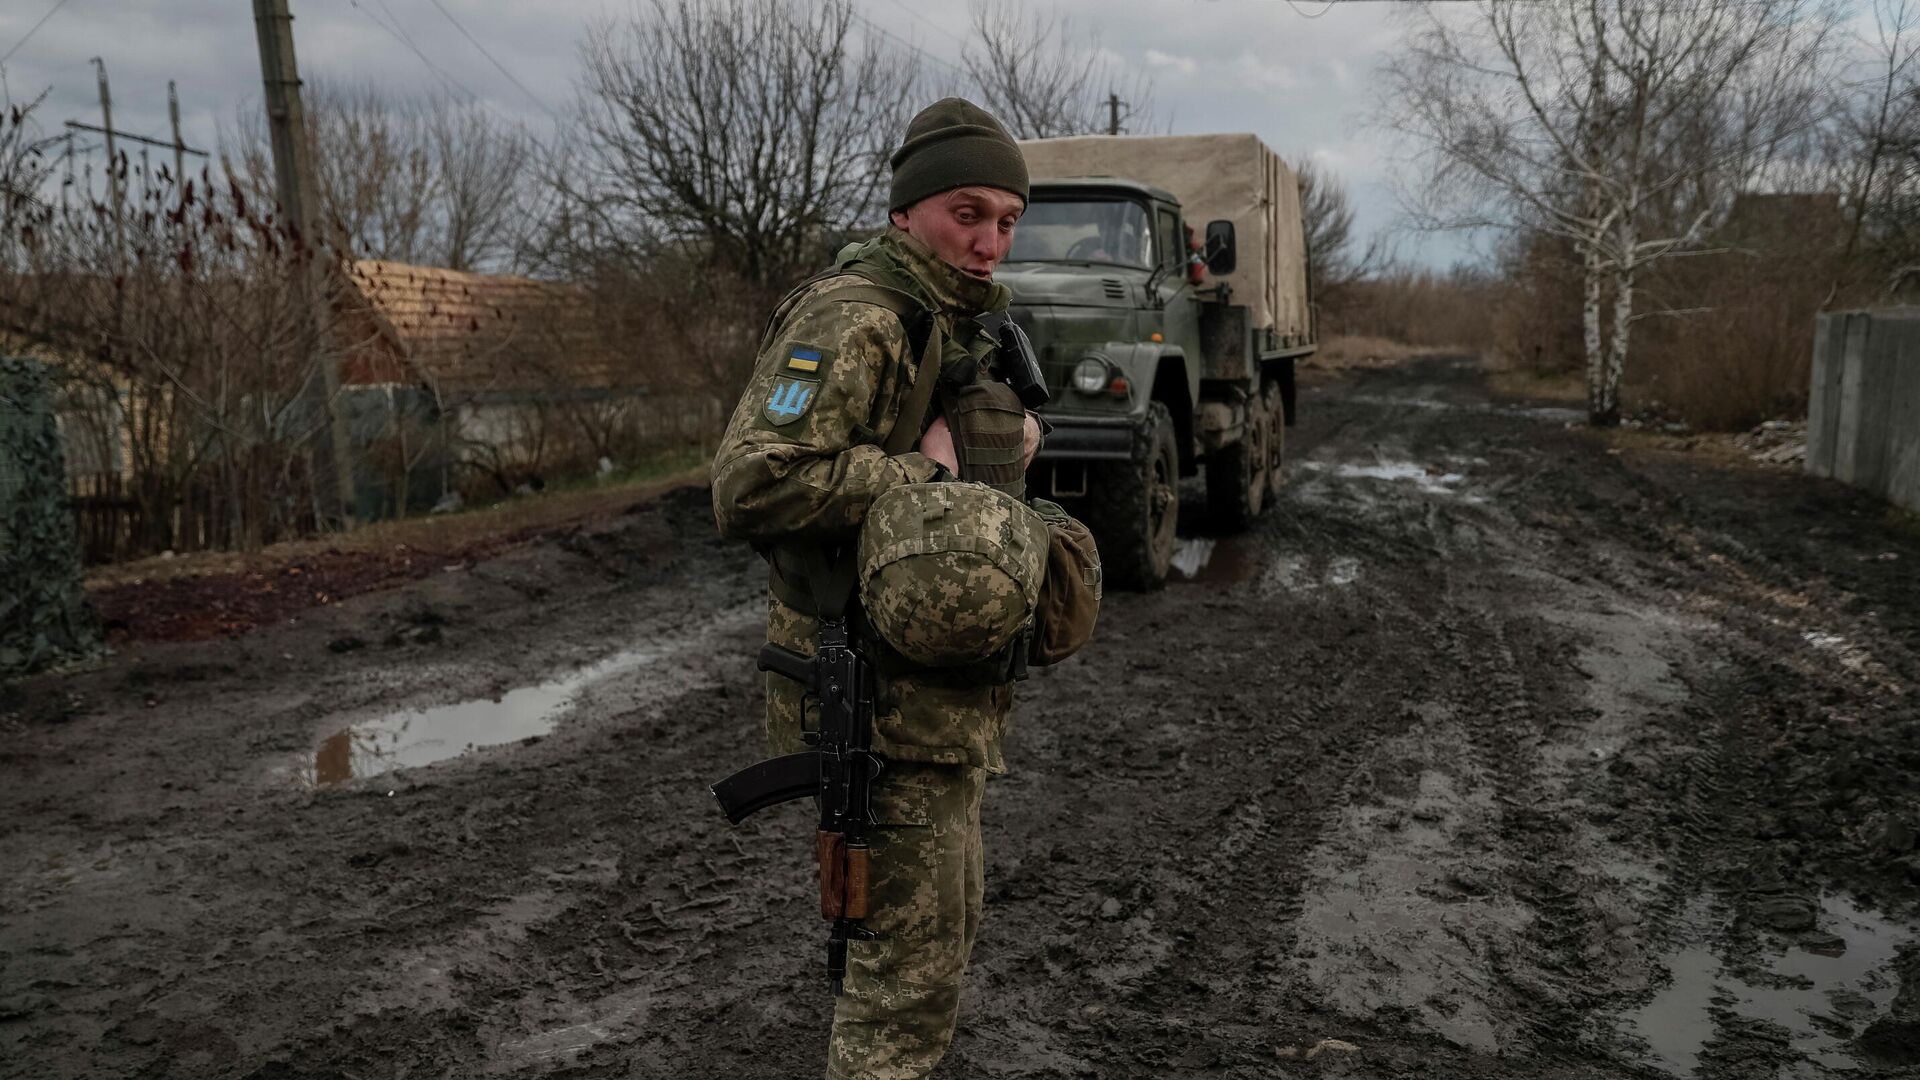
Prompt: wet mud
<box><xmin>3</xmin><ymin>357</ymin><xmax>1917</xmax><ymax>1078</ymax></box>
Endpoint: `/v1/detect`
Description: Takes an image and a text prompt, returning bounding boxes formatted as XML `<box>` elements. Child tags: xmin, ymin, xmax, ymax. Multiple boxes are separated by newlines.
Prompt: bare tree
<box><xmin>1296</xmin><ymin>158</ymin><xmax>1378</xmax><ymax>296</ymax></box>
<box><xmin>224</xmin><ymin>81</ymin><xmax>537</xmax><ymax>273</ymax></box>
<box><xmin>1384</xmin><ymin>0</ymin><xmax>1837</xmax><ymax>425</ymax></box>
<box><xmin>428</xmin><ymin>102</ymin><xmax>537</xmax><ymax>273</ymax></box>
<box><xmin>963</xmin><ymin>0</ymin><xmax>1157</xmax><ymax>138</ymax></box>
<box><xmin>569</xmin><ymin>0</ymin><xmax>914</xmax><ymax>286</ymax></box>
<box><xmin>1828</xmin><ymin>0</ymin><xmax>1920</xmax><ymax>290</ymax></box>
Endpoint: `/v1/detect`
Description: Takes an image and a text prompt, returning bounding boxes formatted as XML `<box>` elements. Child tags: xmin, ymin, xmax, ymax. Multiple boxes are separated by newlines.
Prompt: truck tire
<box><xmin>1205</xmin><ymin>391</ymin><xmax>1270</xmax><ymax>530</ymax></box>
<box><xmin>1264</xmin><ymin>379</ymin><xmax>1287</xmax><ymax>503</ymax></box>
<box><xmin>1091</xmin><ymin>401</ymin><xmax>1180</xmax><ymax>590</ymax></box>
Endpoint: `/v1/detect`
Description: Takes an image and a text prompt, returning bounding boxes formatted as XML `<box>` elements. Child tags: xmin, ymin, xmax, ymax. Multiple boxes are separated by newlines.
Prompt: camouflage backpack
<box><xmin>858</xmin><ymin>481</ymin><xmax>1049</xmax><ymax>668</ymax></box>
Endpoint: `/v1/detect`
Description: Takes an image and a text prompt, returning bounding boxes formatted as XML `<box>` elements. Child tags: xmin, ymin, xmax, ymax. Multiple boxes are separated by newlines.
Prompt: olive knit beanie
<box><xmin>889</xmin><ymin>97</ymin><xmax>1029</xmax><ymax>212</ymax></box>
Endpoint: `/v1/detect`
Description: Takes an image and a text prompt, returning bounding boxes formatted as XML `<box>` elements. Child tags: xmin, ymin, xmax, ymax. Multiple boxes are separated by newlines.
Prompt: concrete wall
<box><xmin>1807</xmin><ymin>309</ymin><xmax>1920</xmax><ymax>512</ymax></box>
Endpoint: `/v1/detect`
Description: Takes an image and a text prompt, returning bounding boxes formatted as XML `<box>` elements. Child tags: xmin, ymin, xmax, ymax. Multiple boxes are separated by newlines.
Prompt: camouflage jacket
<box><xmin>712</xmin><ymin>227</ymin><xmax>1017</xmax><ymax>771</ymax></box>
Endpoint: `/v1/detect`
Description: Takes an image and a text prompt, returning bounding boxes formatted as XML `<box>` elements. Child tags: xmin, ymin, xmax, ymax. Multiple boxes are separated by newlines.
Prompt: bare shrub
<box><xmin>4</xmin><ymin>88</ymin><xmax>369</xmax><ymax>559</ymax></box>
<box><xmin>1321</xmin><ymin>267</ymin><xmax>1500</xmax><ymax>353</ymax></box>
<box><xmin>1488</xmin><ymin>233</ymin><xmax>1586</xmax><ymax>378</ymax></box>
<box><xmin>1629</xmin><ymin>196</ymin><xmax>1850</xmax><ymax>429</ymax></box>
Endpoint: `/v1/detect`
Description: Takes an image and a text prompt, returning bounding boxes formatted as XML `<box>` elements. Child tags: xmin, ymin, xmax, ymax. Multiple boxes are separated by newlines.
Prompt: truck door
<box><xmin>1155</xmin><ymin>206</ymin><xmax>1201</xmax><ymax>390</ymax></box>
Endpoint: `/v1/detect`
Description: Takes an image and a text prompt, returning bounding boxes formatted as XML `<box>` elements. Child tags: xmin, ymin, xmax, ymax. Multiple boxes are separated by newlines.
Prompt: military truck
<box><xmin>1006</xmin><ymin>134</ymin><xmax>1314</xmax><ymax>588</ymax></box>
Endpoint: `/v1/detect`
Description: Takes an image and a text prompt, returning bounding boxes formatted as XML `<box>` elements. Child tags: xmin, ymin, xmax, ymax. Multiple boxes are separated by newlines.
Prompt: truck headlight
<box><xmin>1072</xmin><ymin>356</ymin><xmax>1110</xmax><ymax>394</ymax></box>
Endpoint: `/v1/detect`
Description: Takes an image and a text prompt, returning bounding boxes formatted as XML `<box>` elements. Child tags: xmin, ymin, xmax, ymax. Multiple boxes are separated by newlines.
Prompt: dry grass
<box><xmin>1305</xmin><ymin>335</ymin><xmax>1441</xmax><ymax>372</ymax></box>
<box><xmin>1483</xmin><ymin>363</ymin><xmax>1587</xmax><ymax>406</ymax></box>
<box><xmin>85</xmin><ymin>448</ymin><xmax>711</xmax><ymax>589</ymax></box>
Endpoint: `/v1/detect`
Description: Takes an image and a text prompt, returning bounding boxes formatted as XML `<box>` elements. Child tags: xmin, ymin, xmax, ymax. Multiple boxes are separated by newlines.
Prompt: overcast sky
<box><xmin>0</xmin><ymin>0</ymin><xmax>1477</xmax><ymax>268</ymax></box>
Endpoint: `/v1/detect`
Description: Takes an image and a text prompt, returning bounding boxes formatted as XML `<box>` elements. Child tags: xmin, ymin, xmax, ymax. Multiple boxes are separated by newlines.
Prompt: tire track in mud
<box><xmin>11</xmin><ymin>362</ymin><xmax>1920</xmax><ymax>1080</ymax></box>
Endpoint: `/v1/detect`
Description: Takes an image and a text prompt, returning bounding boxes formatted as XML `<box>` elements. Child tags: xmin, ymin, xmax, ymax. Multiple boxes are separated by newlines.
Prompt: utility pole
<box><xmin>91</xmin><ymin>58</ymin><xmax>122</xmax><ymax>254</ymax></box>
<box><xmin>253</xmin><ymin>0</ymin><xmax>358</xmax><ymax>529</ymax></box>
<box><xmin>1108</xmin><ymin>92</ymin><xmax>1122</xmax><ymax>137</ymax></box>
<box><xmin>168</xmin><ymin>81</ymin><xmax>185</xmax><ymax>191</ymax></box>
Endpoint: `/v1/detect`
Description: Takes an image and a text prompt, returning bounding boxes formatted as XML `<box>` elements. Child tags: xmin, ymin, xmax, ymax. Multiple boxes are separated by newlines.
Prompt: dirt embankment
<box><xmin>3</xmin><ymin>356</ymin><xmax>1917</xmax><ymax>1079</ymax></box>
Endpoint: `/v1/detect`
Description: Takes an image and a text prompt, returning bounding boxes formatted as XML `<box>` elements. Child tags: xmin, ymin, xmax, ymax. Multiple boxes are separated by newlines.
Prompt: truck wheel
<box><xmin>1205</xmin><ymin>391</ymin><xmax>1269</xmax><ymax>530</ymax></box>
<box><xmin>1264</xmin><ymin>379</ymin><xmax>1287</xmax><ymax>503</ymax></box>
<box><xmin>1091</xmin><ymin>401</ymin><xmax>1180</xmax><ymax>590</ymax></box>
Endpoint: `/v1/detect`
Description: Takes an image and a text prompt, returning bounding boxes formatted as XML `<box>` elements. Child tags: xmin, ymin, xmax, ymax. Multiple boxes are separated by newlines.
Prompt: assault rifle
<box><xmin>710</xmin><ymin>616</ymin><xmax>881</xmax><ymax>995</ymax></box>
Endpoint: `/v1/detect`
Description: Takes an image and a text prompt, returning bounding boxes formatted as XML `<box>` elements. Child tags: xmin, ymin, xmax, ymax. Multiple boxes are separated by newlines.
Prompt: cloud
<box><xmin>1232</xmin><ymin>51</ymin><xmax>1297</xmax><ymax>91</ymax></box>
<box><xmin>1144</xmin><ymin>49</ymin><xmax>1197</xmax><ymax>76</ymax></box>
<box><xmin>0</xmin><ymin>0</ymin><xmax>1477</xmax><ymax>267</ymax></box>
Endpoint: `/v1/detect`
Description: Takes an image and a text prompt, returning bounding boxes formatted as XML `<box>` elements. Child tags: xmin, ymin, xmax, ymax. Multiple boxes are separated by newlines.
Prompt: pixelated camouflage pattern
<box><xmin>720</xmin><ymin>229</ymin><xmax>1023</xmax><ymax>1080</ymax></box>
<box><xmin>825</xmin><ymin>760</ymin><xmax>984</xmax><ymax>1080</ymax></box>
<box><xmin>720</xmin><ymin>227</ymin><xmax>1024</xmax><ymax>769</ymax></box>
<box><xmin>857</xmin><ymin>482</ymin><xmax>1046</xmax><ymax>667</ymax></box>
<box><xmin>711</xmin><ymin>279</ymin><xmax>940</xmax><ymax>543</ymax></box>
<box><xmin>763</xmin><ymin>595</ymin><xmax>1013</xmax><ymax>772</ymax></box>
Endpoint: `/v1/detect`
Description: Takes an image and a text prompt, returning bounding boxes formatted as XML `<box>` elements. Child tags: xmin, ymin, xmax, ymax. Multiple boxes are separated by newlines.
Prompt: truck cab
<box><xmin>1004</xmin><ymin>175</ymin><xmax>1309</xmax><ymax>587</ymax></box>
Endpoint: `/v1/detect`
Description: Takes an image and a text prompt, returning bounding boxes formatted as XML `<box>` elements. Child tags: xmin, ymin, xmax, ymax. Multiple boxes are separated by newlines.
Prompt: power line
<box><xmin>348</xmin><ymin>0</ymin><xmax>479</xmax><ymax>101</ymax></box>
<box><xmin>883</xmin><ymin>0</ymin><xmax>966</xmax><ymax>49</ymax></box>
<box><xmin>850</xmin><ymin>10</ymin><xmax>967</xmax><ymax>80</ymax></box>
<box><xmin>424</xmin><ymin>0</ymin><xmax>558</xmax><ymax>119</ymax></box>
<box><xmin>0</xmin><ymin>0</ymin><xmax>77</xmax><ymax>67</ymax></box>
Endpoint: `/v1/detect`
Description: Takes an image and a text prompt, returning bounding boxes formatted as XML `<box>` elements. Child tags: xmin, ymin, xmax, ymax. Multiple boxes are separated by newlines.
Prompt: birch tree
<box><xmin>1385</xmin><ymin>0</ymin><xmax>1835</xmax><ymax>425</ymax></box>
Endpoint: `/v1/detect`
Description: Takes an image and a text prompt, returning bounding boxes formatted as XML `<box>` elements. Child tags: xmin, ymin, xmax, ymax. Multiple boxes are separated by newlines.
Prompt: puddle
<box><xmin>297</xmin><ymin>604</ymin><xmax>758</xmax><ymax>786</ymax></box>
<box><xmin>1802</xmin><ymin>630</ymin><xmax>1874</xmax><ymax>675</ymax></box>
<box><xmin>302</xmin><ymin>644</ymin><xmax>672</xmax><ymax>786</ymax></box>
<box><xmin>1299</xmin><ymin>458</ymin><xmax>1475</xmax><ymax>497</ymax></box>
<box><xmin>1170</xmin><ymin>536</ymin><xmax>1264</xmax><ymax>585</ymax></box>
<box><xmin>1339</xmin><ymin>394</ymin><xmax>1586</xmax><ymax>424</ymax></box>
<box><xmin>1621</xmin><ymin>895</ymin><xmax>1912</xmax><ymax>1075</ymax></box>
<box><xmin>1259</xmin><ymin>554</ymin><xmax>1360</xmax><ymax>594</ymax></box>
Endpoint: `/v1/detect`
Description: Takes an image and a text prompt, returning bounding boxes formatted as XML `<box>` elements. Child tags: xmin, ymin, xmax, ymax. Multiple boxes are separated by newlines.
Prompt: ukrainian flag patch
<box><xmin>762</xmin><ymin>343</ymin><xmax>829</xmax><ymax>425</ymax></box>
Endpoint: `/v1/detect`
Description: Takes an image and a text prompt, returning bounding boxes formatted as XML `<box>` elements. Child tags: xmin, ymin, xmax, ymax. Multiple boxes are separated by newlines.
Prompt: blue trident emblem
<box><xmin>765</xmin><ymin>377</ymin><xmax>815</xmax><ymax>424</ymax></box>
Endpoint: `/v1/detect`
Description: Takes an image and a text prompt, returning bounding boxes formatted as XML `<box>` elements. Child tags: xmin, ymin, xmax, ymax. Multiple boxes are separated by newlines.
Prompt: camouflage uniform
<box><xmin>712</xmin><ymin>226</ymin><xmax>1018</xmax><ymax>1079</ymax></box>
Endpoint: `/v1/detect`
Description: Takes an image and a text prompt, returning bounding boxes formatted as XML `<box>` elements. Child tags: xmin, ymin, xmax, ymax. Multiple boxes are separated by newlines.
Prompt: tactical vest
<box><xmin>756</xmin><ymin>259</ymin><xmax>1033</xmax><ymax>683</ymax></box>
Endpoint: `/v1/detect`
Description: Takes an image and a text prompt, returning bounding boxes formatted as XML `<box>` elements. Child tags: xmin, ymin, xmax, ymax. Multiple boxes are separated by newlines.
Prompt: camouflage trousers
<box><xmin>826</xmin><ymin>759</ymin><xmax>986</xmax><ymax>1080</ymax></box>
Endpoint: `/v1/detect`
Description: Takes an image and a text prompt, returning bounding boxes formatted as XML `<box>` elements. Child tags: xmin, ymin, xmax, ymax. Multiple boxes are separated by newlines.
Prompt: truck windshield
<box><xmin>1009</xmin><ymin>199</ymin><xmax>1154</xmax><ymax>269</ymax></box>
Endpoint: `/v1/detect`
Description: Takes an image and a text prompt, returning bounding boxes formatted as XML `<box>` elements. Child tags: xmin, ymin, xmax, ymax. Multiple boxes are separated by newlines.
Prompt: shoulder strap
<box><xmin>759</xmin><ymin>271</ymin><xmax>944</xmax><ymax>620</ymax></box>
<box><xmin>758</xmin><ymin>271</ymin><xmax>943</xmax><ymax>458</ymax></box>
<box><xmin>819</xmin><ymin>281</ymin><xmax>943</xmax><ymax>457</ymax></box>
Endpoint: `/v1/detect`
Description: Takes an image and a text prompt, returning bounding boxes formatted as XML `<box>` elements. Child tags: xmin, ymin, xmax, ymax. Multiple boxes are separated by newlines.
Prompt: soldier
<box><xmin>711</xmin><ymin>98</ymin><xmax>1040</xmax><ymax>1079</ymax></box>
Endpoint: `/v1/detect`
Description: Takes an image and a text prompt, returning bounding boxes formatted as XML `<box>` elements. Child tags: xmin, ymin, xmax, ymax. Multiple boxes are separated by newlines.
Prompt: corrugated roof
<box><xmin>342</xmin><ymin>260</ymin><xmax>630</xmax><ymax>398</ymax></box>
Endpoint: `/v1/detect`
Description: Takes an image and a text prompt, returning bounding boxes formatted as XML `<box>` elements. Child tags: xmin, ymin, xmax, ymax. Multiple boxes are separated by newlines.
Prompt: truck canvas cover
<box><xmin>1016</xmin><ymin>134</ymin><xmax>1310</xmax><ymax>344</ymax></box>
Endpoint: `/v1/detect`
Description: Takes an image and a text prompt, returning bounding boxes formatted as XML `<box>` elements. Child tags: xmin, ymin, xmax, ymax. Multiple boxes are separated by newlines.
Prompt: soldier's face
<box><xmin>891</xmin><ymin>187</ymin><xmax>1025</xmax><ymax>282</ymax></box>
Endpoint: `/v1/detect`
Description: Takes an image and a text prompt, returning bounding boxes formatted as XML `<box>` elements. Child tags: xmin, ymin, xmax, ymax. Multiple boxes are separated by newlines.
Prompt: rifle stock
<box><xmin>713</xmin><ymin>617</ymin><xmax>881</xmax><ymax>995</ymax></box>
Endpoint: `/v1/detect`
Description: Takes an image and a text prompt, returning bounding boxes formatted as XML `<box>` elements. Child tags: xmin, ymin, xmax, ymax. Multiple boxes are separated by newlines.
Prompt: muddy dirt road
<box><xmin>4</xmin><ymin>357</ymin><xmax>1918</xmax><ymax>1079</ymax></box>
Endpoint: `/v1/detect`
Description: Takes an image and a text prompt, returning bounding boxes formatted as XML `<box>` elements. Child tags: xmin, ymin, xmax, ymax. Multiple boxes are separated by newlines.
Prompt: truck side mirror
<box><xmin>1204</xmin><ymin>220</ymin><xmax>1236</xmax><ymax>275</ymax></box>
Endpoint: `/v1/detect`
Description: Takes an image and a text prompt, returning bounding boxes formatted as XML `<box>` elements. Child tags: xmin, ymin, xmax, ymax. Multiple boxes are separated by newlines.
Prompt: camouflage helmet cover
<box><xmin>858</xmin><ymin>482</ymin><xmax>1049</xmax><ymax>667</ymax></box>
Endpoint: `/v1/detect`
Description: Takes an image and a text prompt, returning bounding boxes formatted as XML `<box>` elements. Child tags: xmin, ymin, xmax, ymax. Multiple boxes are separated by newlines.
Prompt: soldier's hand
<box><xmin>1022</xmin><ymin>412</ymin><xmax>1043</xmax><ymax>469</ymax></box>
<box><xmin>921</xmin><ymin>416</ymin><xmax>961</xmax><ymax>474</ymax></box>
